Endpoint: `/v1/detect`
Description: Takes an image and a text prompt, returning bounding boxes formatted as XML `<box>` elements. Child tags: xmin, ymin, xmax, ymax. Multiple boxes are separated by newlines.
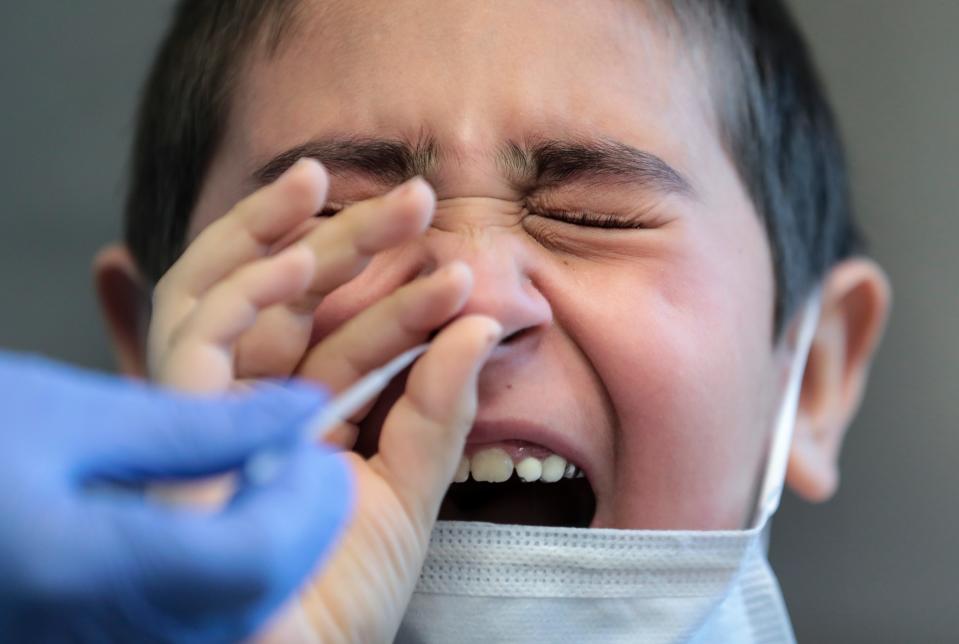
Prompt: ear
<box><xmin>93</xmin><ymin>245</ymin><xmax>152</xmax><ymax>378</ymax></box>
<box><xmin>786</xmin><ymin>258</ymin><xmax>892</xmax><ymax>503</ymax></box>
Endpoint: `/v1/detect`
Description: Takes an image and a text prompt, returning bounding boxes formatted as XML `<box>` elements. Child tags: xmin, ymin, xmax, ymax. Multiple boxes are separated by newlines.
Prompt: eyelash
<box><xmin>316</xmin><ymin>206</ymin><xmax>344</xmax><ymax>217</ymax></box>
<box><xmin>537</xmin><ymin>210</ymin><xmax>645</xmax><ymax>230</ymax></box>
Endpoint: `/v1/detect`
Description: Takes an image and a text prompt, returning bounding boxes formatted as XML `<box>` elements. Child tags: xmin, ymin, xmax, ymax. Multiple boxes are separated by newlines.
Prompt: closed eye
<box><xmin>538</xmin><ymin>210</ymin><xmax>646</xmax><ymax>230</ymax></box>
<box><xmin>317</xmin><ymin>203</ymin><xmax>646</xmax><ymax>230</ymax></box>
<box><xmin>315</xmin><ymin>204</ymin><xmax>346</xmax><ymax>217</ymax></box>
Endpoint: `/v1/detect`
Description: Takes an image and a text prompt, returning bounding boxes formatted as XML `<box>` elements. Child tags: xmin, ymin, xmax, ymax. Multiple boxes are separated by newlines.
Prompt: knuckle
<box><xmin>165</xmin><ymin>321</ymin><xmax>188</xmax><ymax>349</ymax></box>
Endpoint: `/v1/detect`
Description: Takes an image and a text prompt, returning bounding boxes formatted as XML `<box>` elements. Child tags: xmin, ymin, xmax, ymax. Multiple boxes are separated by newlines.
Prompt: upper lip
<box><xmin>466</xmin><ymin>418</ymin><xmax>595</xmax><ymax>484</ymax></box>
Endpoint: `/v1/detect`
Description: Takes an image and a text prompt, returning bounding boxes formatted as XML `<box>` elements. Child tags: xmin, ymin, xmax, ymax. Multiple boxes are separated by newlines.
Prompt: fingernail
<box><xmin>292</xmin><ymin>157</ymin><xmax>320</xmax><ymax>172</ymax></box>
<box><xmin>486</xmin><ymin>320</ymin><xmax>504</xmax><ymax>346</ymax></box>
<box><xmin>388</xmin><ymin>175</ymin><xmax>428</xmax><ymax>199</ymax></box>
<box><xmin>439</xmin><ymin>260</ymin><xmax>470</xmax><ymax>280</ymax></box>
<box><xmin>281</xmin><ymin>157</ymin><xmax>322</xmax><ymax>182</ymax></box>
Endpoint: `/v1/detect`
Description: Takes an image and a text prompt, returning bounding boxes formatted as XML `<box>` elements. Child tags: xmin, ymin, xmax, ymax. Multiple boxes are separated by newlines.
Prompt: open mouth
<box><xmin>439</xmin><ymin>440</ymin><xmax>596</xmax><ymax>527</ymax></box>
<box><xmin>354</xmin><ymin>367</ymin><xmax>599</xmax><ymax>529</ymax></box>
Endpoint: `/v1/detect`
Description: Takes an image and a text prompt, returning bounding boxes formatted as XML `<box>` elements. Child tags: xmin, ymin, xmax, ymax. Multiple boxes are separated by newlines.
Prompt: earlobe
<box><xmin>786</xmin><ymin>258</ymin><xmax>891</xmax><ymax>503</ymax></box>
<box><xmin>93</xmin><ymin>245</ymin><xmax>152</xmax><ymax>377</ymax></box>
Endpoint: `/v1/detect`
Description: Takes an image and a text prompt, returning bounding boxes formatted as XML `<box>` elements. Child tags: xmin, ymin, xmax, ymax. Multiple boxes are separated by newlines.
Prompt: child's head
<box><xmin>96</xmin><ymin>0</ymin><xmax>889</xmax><ymax>529</ymax></box>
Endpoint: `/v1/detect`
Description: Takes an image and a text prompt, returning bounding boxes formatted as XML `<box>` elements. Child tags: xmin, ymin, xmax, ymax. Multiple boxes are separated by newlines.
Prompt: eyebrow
<box><xmin>251</xmin><ymin>135</ymin><xmax>695</xmax><ymax>198</ymax></box>
<box><xmin>502</xmin><ymin>138</ymin><xmax>696</xmax><ymax>197</ymax></box>
<box><xmin>252</xmin><ymin>136</ymin><xmax>438</xmax><ymax>186</ymax></box>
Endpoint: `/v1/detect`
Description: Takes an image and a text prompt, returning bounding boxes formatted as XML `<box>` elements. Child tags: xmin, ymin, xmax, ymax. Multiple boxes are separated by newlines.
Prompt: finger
<box><xmin>161</xmin><ymin>158</ymin><xmax>328</xmax><ymax>300</ymax></box>
<box><xmin>321</xmin><ymin>421</ymin><xmax>359</xmax><ymax>450</ymax></box>
<box><xmin>148</xmin><ymin>159</ymin><xmax>327</xmax><ymax>367</ymax></box>
<box><xmin>158</xmin><ymin>244</ymin><xmax>315</xmax><ymax>390</ymax></box>
<box><xmin>297</xmin><ymin>261</ymin><xmax>473</xmax><ymax>395</ymax></box>
<box><xmin>84</xmin><ymin>446</ymin><xmax>352</xmax><ymax>639</ymax></box>
<box><xmin>76</xmin><ymin>380</ymin><xmax>328</xmax><ymax>480</ymax></box>
<box><xmin>233</xmin><ymin>177</ymin><xmax>436</xmax><ymax>378</ymax></box>
<box><xmin>371</xmin><ymin>315</ymin><xmax>502</xmax><ymax>525</ymax></box>
<box><xmin>295</xmin><ymin>176</ymin><xmax>435</xmax><ymax>304</ymax></box>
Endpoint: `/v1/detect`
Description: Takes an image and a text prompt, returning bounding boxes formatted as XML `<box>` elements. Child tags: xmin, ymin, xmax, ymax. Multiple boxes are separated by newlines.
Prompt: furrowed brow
<box><xmin>501</xmin><ymin>138</ymin><xmax>696</xmax><ymax>198</ymax></box>
<box><xmin>251</xmin><ymin>136</ymin><xmax>438</xmax><ymax>186</ymax></box>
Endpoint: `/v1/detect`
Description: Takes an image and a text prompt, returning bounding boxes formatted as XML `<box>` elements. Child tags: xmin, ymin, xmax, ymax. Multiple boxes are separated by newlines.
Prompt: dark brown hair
<box><xmin>124</xmin><ymin>0</ymin><xmax>300</xmax><ymax>286</ymax></box>
<box><xmin>125</xmin><ymin>0</ymin><xmax>861</xmax><ymax>331</ymax></box>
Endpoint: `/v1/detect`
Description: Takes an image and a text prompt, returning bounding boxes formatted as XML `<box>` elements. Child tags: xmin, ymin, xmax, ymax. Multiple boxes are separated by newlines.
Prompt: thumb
<box><xmin>374</xmin><ymin>315</ymin><xmax>502</xmax><ymax>528</ymax></box>
<box><xmin>79</xmin><ymin>380</ymin><xmax>328</xmax><ymax>481</ymax></box>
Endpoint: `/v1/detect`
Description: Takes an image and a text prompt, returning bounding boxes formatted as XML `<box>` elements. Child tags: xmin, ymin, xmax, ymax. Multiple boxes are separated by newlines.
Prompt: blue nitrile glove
<box><xmin>0</xmin><ymin>351</ymin><xmax>353</xmax><ymax>644</ymax></box>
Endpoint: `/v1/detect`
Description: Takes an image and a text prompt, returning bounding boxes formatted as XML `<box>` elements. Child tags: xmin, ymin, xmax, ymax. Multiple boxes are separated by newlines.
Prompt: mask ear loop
<box><xmin>750</xmin><ymin>290</ymin><xmax>823</xmax><ymax>530</ymax></box>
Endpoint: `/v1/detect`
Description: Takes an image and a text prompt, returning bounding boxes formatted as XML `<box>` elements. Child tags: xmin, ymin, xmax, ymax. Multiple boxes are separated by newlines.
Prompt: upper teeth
<box><xmin>516</xmin><ymin>457</ymin><xmax>542</xmax><ymax>482</ymax></box>
<box><xmin>454</xmin><ymin>455</ymin><xmax>470</xmax><ymax>483</ymax></box>
<box><xmin>455</xmin><ymin>447</ymin><xmax>584</xmax><ymax>484</ymax></box>
<box><xmin>540</xmin><ymin>454</ymin><xmax>567</xmax><ymax>483</ymax></box>
<box><xmin>470</xmin><ymin>448</ymin><xmax>513</xmax><ymax>482</ymax></box>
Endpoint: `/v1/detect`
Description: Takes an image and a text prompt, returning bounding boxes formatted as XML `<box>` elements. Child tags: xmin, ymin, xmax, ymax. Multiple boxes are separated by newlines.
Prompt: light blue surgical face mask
<box><xmin>396</xmin><ymin>294</ymin><xmax>822</xmax><ymax>644</ymax></box>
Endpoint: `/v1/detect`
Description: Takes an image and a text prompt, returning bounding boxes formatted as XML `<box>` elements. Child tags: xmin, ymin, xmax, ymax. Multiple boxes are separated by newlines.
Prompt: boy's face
<box><xmin>187</xmin><ymin>0</ymin><xmax>784</xmax><ymax>530</ymax></box>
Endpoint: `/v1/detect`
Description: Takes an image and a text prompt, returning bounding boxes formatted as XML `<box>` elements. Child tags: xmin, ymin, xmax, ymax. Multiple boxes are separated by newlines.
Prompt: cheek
<box><xmin>550</xmin><ymin>213</ymin><xmax>777</xmax><ymax>528</ymax></box>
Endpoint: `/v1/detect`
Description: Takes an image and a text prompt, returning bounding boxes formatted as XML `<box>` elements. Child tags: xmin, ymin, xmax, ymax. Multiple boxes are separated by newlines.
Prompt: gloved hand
<box><xmin>0</xmin><ymin>351</ymin><xmax>353</xmax><ymax>644</ymax></box>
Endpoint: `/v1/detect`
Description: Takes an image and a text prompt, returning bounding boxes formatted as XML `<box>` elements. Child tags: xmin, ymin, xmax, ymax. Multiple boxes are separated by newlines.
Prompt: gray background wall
<box><xmin>0</xmin><ymin>2</ymin><xmax>955</xmax><ymax>642</ymax></box>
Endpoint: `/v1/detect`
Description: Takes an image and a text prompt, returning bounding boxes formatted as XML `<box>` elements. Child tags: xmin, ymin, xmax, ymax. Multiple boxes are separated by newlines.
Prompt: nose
<box><xmin>419</xmin><ymin>220</ymin><xmax>552</xmax><ymax>348</ymax></box>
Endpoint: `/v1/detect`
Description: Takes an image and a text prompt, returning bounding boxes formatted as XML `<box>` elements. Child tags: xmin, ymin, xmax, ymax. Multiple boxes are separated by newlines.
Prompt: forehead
<box><xmin>226</xmin><ymin>0</ymin><xmax>717</xmax><ymax>183</ymax></box>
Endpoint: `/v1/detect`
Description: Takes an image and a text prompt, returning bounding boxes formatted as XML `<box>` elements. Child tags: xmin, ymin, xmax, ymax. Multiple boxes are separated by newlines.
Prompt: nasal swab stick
<box><xmin>302</xmin><ymin>343</ymin><xmax>431</xmax><ymax>443</ymax></box>
<box><xmin>244</xmin><ymin>343</ymin><xmax>431</xmax><ymax>484</ymax></box>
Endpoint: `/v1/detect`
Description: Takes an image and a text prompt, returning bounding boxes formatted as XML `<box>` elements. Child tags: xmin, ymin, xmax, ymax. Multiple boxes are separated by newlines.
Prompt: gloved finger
<box><xmin>371</xmin><ymin>315</ymin><xmax>501</xmax><ymax>527</ymax></box>
<box><xmin>297</xmin><ymin>261</ymin><xmax>473</xmax><ymax>407</ymax></box>
<box><xmin>233</xmin><ymin>177</ymin><xmax>435</xmax><ymax>379</ymax></box>
<box><xmin>76</xmin><ymin>380</ymin><xmax>327</xmax><ymax>481</ymax></box>
<box><xmin>156</xmin><ymin>243</ymin><xmax>315</xmax><ymax>391</ymax></box>
<box><xmin>97</xmin><ymin>446</ymin><xmax>353</xmax><ymax>637</ymax></box>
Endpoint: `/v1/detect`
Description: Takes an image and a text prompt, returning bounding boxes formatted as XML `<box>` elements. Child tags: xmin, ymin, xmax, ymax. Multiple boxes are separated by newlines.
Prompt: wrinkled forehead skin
<box><xmin>195</xmin><ymin>0</ymin><xmax>744</xmax><ymax>225</ymax></box>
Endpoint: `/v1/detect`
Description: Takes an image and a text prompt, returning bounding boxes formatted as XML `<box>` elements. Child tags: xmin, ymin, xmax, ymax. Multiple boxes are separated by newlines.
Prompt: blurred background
<box><xmin>0</xmin><ymin>2</ymin><xmax>955</xmax><ymax>641</ymax></box>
